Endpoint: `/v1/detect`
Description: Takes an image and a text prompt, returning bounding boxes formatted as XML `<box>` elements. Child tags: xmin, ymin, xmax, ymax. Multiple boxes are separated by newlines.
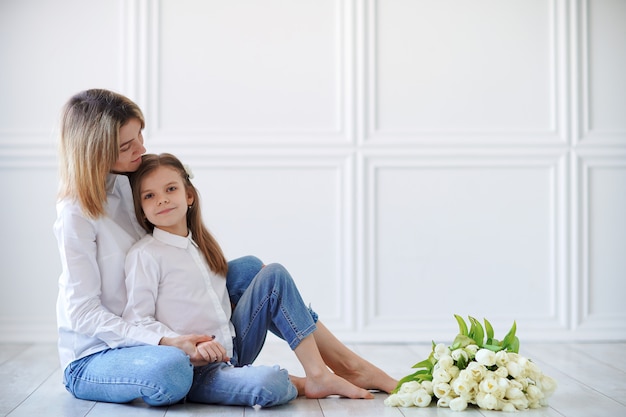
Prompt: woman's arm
<box><xmin>55</xmin><ymin>203</ymin><xmax>161</xmax><ymax>348</ymax></box>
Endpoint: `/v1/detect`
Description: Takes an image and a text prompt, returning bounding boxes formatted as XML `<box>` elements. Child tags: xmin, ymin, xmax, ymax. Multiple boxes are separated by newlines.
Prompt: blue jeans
<box><xmin>63</xmin><ymin>345</ymin><xmax>192</xmax><ymax>406</ymax></box>
<box><xmin>187</xmin><ymin>262</ymin><xmax>318</xmax><ymax>407</ymax></box>
<box><xmin>64</xmin><ymin>258</ymin><xmax>318</xmax><ymax>407</ymax></box>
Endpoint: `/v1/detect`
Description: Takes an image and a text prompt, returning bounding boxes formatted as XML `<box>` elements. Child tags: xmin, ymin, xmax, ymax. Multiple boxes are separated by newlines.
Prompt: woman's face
<box><xmin>111</xmin><ymin>118</ymin><xmax>146</xmax><ymax>173</ymax></box>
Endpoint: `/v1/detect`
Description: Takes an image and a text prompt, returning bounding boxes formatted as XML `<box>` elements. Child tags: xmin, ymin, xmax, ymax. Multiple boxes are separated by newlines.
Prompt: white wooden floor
<box><xmin>1</xmin><ymin>339</ymin><xmax>625</xmax><ymax>417</ymax></box>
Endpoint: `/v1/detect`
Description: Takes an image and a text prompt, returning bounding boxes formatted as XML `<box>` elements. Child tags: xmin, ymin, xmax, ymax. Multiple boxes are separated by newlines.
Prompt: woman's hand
<box><xmin>159</xmin><ymin>334</ymin><xmax>214</xmax><ymax>366</ymax></box>
<box><xmin>197</xmin><ymin>338</ymin><xmax>230</xmax><ymax>364</ymax></box>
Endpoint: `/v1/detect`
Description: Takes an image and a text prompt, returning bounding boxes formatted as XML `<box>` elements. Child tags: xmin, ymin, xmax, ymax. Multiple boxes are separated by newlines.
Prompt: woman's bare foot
<box><xmin>310</xmin><ymin>321</ymin><xmax>398</xmax><ymax>393</ymax></box>
<box><xmin>335</xmin><ymin>365</ymin><xmax>398</xmax><ymax>394</ymax></box>
<box><xmin>303</xmin><ymin>370</ymin><xmax>374</xmax><ymax>399</ymax></box>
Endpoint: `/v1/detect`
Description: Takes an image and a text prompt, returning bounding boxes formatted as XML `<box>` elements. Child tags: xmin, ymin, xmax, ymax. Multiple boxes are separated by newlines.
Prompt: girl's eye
<box><xmin>167</xmin><ymin>186</ymin><xmax>177</xmax><ymax>192</ymax></box>
<box><xmin>143</xmin><ymin>193</ymin><xmax>153</xmax><ymax>200</ymax></box>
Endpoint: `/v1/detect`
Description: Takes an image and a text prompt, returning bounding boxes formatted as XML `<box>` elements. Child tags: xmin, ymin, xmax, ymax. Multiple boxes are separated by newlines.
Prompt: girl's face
<box><xmin>111</xmin><ymin>118</ymin><xmax>146</xmax><ymax>173</ymax></box>
<box><xmin>139</xmin><ymin>165</ymin><xmax>194</xmax><ymax>237</ymax></box>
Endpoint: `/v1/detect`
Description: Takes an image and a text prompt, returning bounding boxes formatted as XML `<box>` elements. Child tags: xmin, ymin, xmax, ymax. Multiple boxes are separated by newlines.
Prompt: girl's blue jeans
<box><xmin>63</xmin><ymin>256</ymin><xmax>318</xmax><ymax>407</ymax></box>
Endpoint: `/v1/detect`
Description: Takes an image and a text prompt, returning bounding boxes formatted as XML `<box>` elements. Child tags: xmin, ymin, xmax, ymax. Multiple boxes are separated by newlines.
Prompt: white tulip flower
<box><xmin>479</xmin><ymin>375</ymin><xmax>498</xmax><ymax>394</ymax></box>
<box><xmin>466</xmin><ymin>361</ymin><xmax>487</xmax><ymax>381</ymax></box>
<box><xmin>396</xmin><ymin>392</ymin><xmax>416</xmax><ymax>407</ymax></box>
<box><xmin>434</xmin><ymin>343</ymin><xmax>449</xmax><ymax>359</ymax></box>
<box><xmin>540</xmin><ymin>375</ymin><xmax>558</xmax><ymax>396</ymax></box>
<box><xmin>475</xmin><ymin>349</ymin><xmax>497</xmax><ymax>367</ymax></box>
<box><xmin>384</xmin><ymin>394</ymin><xmax>400</xmax><ymax>407</ymax></box>
<box><xmin>433</xmin><ymin>382</ymin><xmax>451</xmax><ymax>398</ymax></box>
<box><xmin>476</xmin><ymin>392</ymin><xmax>498</xmax><ymax>410</ymax></box>
<box><xmin>505</xmin><ymin>386</ymin><xmax>525</xmax><ymax>400</ymax></box>
<box><xmin>399</xmin><ymin>380</ymin><xmax>421</xmax><ymax>394</ymax></box>
<box><xmin>526</xmin><ymin>384</ymin><xmax>544</xmax><ymax>402</ymax></box>
<box><xmin>494</xmin><ymin>365</ymin><xmax>508</xmax><ymax>378</ymax></box>
<box><xmin>495</xmin><ymin>350</ymin><xmax>510</xmax><ymax>367</ymax></box>
<box><xmin>420</xmin><ymin>380</ymin><xmax>434</xmax><ymax>395</ymax></box>
<box><xmin>506</xmin><ymin>361</ymin><xmax>522</xmax><ymax>379</ymax></box>
<box><xmin>438</xmin><ymin>355</ymin><xmax>454</xmax><ymax>370</ymax></box>
<box><xmin>412</xmin><ymin>389</ymin><xmax>432</xmax><ymax>407</ymax></box>
<box><xmin>433</xmin><ymin>368</ymin><xmax>452</xmax><ymax>383</ymax></box>
<box><xmin>509</xmin><ymin>395</ymin><xmax>529</xmax><ymax>410</ymax></box>
<box><xmin>436</xmin><ymin>396</ymin><xmax>454</xmax><ymax>408</ymax></box>
<box><xmin>451</xmin><ymin>348</ymin><xmax>469</xmax><ymax>363</ymax></box>
<box><xmin>449</xmin><ymin>397</ymin><xmax>468</xmax><ymax>411</ymax></box>
<box><xmin>464</xmin><ymin>344</ymin><xmax>479</xmax><ymax>357</ymax></box>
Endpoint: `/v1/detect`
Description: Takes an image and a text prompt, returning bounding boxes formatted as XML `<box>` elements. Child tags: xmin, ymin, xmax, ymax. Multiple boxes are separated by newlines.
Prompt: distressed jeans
<box><xmin>64</xmin><ymin>257</ymin><xmax>318</xmax><ymax>407</ymax></box>
<box><xmin>187</xmin><ymin>261</ymin><xmax>319</xmax><ymax>407</ymax></box>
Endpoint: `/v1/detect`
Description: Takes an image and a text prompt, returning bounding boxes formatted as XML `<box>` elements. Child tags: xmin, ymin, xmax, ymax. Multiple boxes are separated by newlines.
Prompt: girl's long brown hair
<box><xmin>130</xmin><ymin>153</ymin><xmax>228</xmax><ymax>277</ymax></box>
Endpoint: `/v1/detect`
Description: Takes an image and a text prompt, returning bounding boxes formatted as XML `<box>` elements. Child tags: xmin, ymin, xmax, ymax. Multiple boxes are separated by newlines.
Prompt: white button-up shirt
<box><xmin>123</xmin><ymin>228</ymin><xmax>236</xmax><ymax>357</ymax></box>
<box><xmin>54</xmin><ymin>174</ymin><xmax>161</xmax><ymax>371</ymax></box>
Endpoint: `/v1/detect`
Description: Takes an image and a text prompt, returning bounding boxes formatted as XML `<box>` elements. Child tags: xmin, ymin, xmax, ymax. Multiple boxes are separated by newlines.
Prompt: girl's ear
<box><xmin>187</xmin><ymin>191</ymin><xmax>194</xmax><ymax>207</ymax></box>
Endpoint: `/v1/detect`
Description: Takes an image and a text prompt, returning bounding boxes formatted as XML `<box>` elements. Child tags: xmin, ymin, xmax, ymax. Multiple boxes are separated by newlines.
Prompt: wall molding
<box><xmin>357</xmin><ymin>150</ymin><xmax>570</xmax><ymax>340</ymax></box>
<box><xmin>138</xmin><ymin>0</ymin><xmax>355</xmax><ymax>146</ymax></box>
<box><xmin>574</xmin><ymin>150</ymin><xmax>626</xmax><ymax>334</ymax></box>
<box><xmin>362</xmin><ymin>0</ymin><xmax>568</xmax><ymax>146</ymax></box>
<box><xmin>576</xmin><ymin>0</ymin><xmax>626</xmax><ymax>145</ymax></box>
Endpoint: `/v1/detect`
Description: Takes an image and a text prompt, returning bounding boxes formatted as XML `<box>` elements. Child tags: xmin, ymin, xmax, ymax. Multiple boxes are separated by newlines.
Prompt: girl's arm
<box><xmin>123</xmin><ymin>240</ymin><xmax>212</xmax><ymax>365</ymax></box>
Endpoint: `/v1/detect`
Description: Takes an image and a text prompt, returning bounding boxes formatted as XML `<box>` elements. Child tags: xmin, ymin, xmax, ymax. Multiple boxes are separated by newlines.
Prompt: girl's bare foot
<box><xmin>289</xmin><ymin>375</ymin><xmax>306</xmax><ymax>396</ymax></box>
<box><xmin>303</xmin><ymin>371</ymin><xmax>374</xmax><ymax>399</ymax></box>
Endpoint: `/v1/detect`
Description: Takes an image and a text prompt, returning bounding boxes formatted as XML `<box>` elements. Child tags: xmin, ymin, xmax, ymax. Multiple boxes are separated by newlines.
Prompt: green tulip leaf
<box><xmin>482</xmin><ymin>343</ymin><xmax>504</xmax><ymax>352</ymax></box>
<box><xmin>502</xmin><ymin>320</ymin><xmax>517</xmax><ymax>349</ymax></box>
<box><xmin>509</xmin><ymin>336</ymin><xmax>520</xmax><ymax>353</ymax></box>
<box><xmin>452</xmin><ymin>334</ymin><xmax>475</xmax><ymax>349</ymax></box>
<box><xmin>454</xmin><ymin>314</ymin><xmax>469</xmax><ymax>336</ymax></box>
<box><xmin>484</xmin><ymin>318</ymin><xmax>495</xmax><ymax>340</ymax></box>
<box><xmin>469</xmin><ymin>316</ymin><xmax>484</xmax><ymax>346</ymax></box>
<box><xmin>412</xmin><ymin>358</ymin><xmax>434</xmax><ymax>371</ymax></box>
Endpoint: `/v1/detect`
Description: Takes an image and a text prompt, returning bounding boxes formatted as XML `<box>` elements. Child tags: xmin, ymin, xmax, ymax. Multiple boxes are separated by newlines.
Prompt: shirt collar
<box><xmin>106</xmin><ymin>173</ymin><xmax>128</xmax><ymax>194</ymax></box>
<box><xmin>153</xmin><ymin>227</ymin><xmax>197</xmax><ymax>249</ymax></box>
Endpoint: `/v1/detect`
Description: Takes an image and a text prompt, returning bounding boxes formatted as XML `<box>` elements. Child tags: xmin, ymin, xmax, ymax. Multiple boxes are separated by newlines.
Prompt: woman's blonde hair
<box><xmin>130</xmin><ymin>153</ymin><xmax>228</xmax><ymax>277</ymax></box>
<box><xmin>58</xmin><ymin>89</ymin><xmax>145</xmax><ymax>218</ymax></box>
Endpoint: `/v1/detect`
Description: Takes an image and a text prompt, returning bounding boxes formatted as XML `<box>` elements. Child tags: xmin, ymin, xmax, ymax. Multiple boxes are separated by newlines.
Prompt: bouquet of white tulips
<box><xmin>385</xmin><ymin>315</ymin><xmax>557</xmax><ymax>412</ymax></box>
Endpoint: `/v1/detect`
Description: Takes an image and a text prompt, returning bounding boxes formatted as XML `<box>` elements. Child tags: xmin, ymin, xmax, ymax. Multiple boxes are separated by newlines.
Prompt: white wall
<box><xmin>1</xmin><ymin>0</ymin><xmax>624</xmax><ymax>344</ymax></box>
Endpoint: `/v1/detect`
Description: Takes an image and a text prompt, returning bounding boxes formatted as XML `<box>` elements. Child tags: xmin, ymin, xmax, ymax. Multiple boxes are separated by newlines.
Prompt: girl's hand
<box><xmin>197</xmin><ymin>338</ymin><xmax>230</xmax><ymax>363</ymax></box>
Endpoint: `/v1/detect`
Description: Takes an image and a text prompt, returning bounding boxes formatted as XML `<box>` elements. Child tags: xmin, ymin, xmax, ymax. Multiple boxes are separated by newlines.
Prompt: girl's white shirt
<box><xmin>54</xmin><ymin>174</ymin><xmax>162</xmax><ymax>371</ymax></box>
<box><xmin>123</xmin><ymin>228</ymin><xmax>236</xmax><ymax>357</ymax></box>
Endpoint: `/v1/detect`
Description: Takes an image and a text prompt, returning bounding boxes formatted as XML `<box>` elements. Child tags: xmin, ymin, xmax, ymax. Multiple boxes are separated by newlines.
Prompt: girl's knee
<box><xmin>227</xmin><ymin>255</ymin><xmax>265</xmax><ymax>305</ymax></box>
<box><xmin>261</xmin><ymin>263</ymin><xmax>292</xmax><ymax>283</ymax></box>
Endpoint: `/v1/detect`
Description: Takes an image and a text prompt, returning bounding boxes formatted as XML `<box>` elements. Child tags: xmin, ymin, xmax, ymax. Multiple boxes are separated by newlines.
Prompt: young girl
<box><xmin>123</xmin><ymin>153</ymin><xmax>397</xmax><ymax>407</ymax></box>
<box><xmin>54</xmin><ymin>89</ymin><xmax>217</xmax><ymax>406</ymax></box>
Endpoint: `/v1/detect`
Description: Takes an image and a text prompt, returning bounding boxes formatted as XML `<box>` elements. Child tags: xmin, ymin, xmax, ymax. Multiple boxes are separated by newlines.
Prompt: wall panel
<box><xmin>364</xmin><ymin>0</ymin><xmax>567</xmax><ymax>145</ymax></box>
<box><xmin>151</xmin><ymin>0</ymin><xmax>353</xmax><ymax>146</ymax></box>
<box><xmin>575</xmin><ymin>151</ymin><xmax>626</xmax><ymax>335</ymax></box>
<box><xmin>359</xmin><ymin>151</ymin><xmax>568</xmax><ymax>341</ymax></box>
<box><xmin>578</xmin><ymin>0</ymin><xmax>626</xmax><ymax>144</ymax></box>
<box><xmin>0</xmin><ymin>0</ymin><xmax>625</xmax><ymax>343</ymax></box>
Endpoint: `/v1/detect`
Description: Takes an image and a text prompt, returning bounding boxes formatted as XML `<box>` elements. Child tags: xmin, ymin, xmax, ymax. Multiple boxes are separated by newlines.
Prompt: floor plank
<box><xmin>4</xmin><ymin>369</ymin><xmax>95</xmax><ymax>417</ymax></box>
<box><xmin>2</xmin><ymin>342</ymin><xmax>626</xmax><ymax>417</ymax></box>
<box><xmin>0</xmin><ymin>344</ymin><xmax>59</xmax><ymax>416</ymax></box>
